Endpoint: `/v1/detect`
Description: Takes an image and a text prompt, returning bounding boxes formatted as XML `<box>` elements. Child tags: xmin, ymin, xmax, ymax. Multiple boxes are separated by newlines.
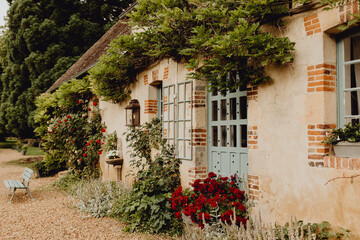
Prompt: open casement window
<box><xmin>162</xmin><ymin>81</ymin><xmax>193</xmax><ymax>160</ymax></box>
<box><xmin>338</xmin><ymin>33</ymin><xmax>360</xmax><ymax>127</ymax></box>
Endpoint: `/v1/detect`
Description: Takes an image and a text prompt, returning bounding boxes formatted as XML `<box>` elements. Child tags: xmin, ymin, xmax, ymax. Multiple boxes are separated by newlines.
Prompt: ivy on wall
<box><xmin>89</xmin><ymin>0</ymin><xmax>315</xmax><ymax>103</ymax></box>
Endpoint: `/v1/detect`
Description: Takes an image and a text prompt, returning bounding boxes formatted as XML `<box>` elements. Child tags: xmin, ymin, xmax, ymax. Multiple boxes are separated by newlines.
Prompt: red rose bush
<box><xmin>170</xmin><ymin>172</ymin><xmax>247</xmax><ymax>229</ymax></box>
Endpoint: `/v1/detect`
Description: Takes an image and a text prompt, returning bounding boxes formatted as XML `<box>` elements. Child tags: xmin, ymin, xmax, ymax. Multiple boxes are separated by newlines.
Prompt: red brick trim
<box><xmin>152</xmin><ymin>69</ymin><xmax>159</xmax><ymax>81</ymax></box>
<box><xmin>247</xmin><ymin>85</ymin><xmax>258</xmax><ymax>101</ymax></box>
<box><xmin>307</xmin><ymin>64</ymin><xmax>336</xmax><ymax>93</ymax></box>
<box><xmin>304</xmin><ymin>14</ymin><xmax>321</xmax><ymax>36</ymax></box>
<box><xmin>340</xmin><ymin>1</ymin><xmax>359</xmax><ymax>23</ymax></box>
<box><xmin>248</xmin><ymin>174</ymin><xmax>259</xmax><ymax>201</ymax></box>
<box><xmin>323</xmin><ymin>156</ymin><xmax>360</xmax><ymax>170</ymax></box>
<box><xmin>192</xmin><ymin>129</ymin><xmax>206</xmax><ymax>146</ymax></box>
<box><xmin>188</xmin><ymin>166</ymin><xmax>207</xmax><ymax>185</ymax></box>
<box><xmin>144</xmin><ymin>99</ymin><xmax>157</xmax><ymax>114</ymax></box>
<box><xmin>248</xmin><ymin>126</ymin><xmax>258</xmax><ymax>150</ymax></box>
<box><xmin>163</xmin><ymin>67</ymin><xmax>169</xmax><ymax>80</ymax></box>
<box><xmin>193</xmin><ymin>88</ymin><xmax>206</xmax><ymax>108</ymax></box>
<box><xmin>308</xmin><ymin>124</ymin><xmax>336</xmax><ymax>166</ymax></box>
<box><xmin>144</xmin><ymin>74</ymin><xmax>148</xmax><ymax>85</ymax></box>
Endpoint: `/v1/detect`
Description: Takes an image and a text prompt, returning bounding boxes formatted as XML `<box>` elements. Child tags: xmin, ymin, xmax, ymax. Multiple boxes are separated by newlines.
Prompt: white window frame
<box><xmin>162</xmin><ymin>81</ymin><xmax>193</xmax><ymax>160</ymax></box>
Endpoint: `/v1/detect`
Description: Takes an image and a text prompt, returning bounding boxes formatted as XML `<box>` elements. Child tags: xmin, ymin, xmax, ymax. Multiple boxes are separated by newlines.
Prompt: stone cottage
<box><xmin>48</xmin><ymin>1</ymin><xmax>360</xmax><ymax>234</ymax></box>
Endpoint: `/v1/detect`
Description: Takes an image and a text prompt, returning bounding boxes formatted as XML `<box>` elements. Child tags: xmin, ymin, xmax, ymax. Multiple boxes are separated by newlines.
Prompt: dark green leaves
<box><xmin>90</xmin><ymin>0</ymin><xmax>298</xmax><ymax>101</ymax></box>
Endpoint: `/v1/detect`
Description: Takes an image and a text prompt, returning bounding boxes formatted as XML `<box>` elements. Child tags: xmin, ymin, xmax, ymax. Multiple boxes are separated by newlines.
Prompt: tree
<box><xmin>0</xmin><ymin>0</ymin><xmax>132</xmax><ymax>138</ymax></box>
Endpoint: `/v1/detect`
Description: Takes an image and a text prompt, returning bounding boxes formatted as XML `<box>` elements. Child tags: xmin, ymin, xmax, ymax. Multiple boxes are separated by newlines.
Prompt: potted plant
<box><xmin>105</xmin><ymin>150</ymin><xmax>123</xmax><ymax>165</ymax></box>
<box><xmin>325</xmin><ymin>123</ymin><xmax>360</xmax><ymax>158</ymax></box>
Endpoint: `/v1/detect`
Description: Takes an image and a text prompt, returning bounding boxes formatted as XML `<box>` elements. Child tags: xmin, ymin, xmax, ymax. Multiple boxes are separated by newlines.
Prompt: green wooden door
<box><xmin>207</xmin><ymin>81</ymin><xmax>248</xmax><ymax>178</ymax></box>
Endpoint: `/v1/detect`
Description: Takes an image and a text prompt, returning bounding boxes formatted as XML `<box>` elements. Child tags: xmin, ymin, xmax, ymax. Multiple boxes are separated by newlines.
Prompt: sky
<box><xmin>0</xmin><ymin>0</ymin><xmax>9</xmax><ymax>27</ymax></box>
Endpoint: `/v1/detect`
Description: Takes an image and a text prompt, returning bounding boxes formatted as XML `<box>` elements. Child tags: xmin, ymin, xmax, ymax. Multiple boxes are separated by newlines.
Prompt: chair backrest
<box><xmin>22</xmin><ymin>167</ymin><xmax>34</xmax><ymax>187</ymax></box>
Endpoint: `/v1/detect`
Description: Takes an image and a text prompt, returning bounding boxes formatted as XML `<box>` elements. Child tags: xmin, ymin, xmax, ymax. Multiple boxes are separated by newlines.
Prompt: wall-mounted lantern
<box><xmin>125</xmin><ymin>99</ymin><xmax>140</xmax><ymax>126</ymax></box>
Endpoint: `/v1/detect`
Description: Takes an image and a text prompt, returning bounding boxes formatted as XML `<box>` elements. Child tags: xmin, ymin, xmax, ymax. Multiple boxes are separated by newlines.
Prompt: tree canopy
<box><xmin>0</xmin><ymin>0</ymin><xmax>132</xmax><ymax>138</ymax></box>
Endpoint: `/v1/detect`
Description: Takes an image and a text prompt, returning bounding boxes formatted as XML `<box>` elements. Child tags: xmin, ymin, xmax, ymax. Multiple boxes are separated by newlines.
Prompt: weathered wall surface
<box><xmin>249</xmin><ymin>5</ymin><xmax>360</xmax><ymax>235</ymax></box>
<box><xmin>99</xmin><ymin>3</ymin><xmax>360</xmax><ymax>235</ymax></box>
<box><xmin>99</xmin><ymin>59</ymin><xmax>206</xmax><ymax>187</ymax></box>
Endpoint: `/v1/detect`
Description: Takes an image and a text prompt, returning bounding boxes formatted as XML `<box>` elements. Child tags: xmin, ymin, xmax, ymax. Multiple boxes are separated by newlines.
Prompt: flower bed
<box><xmin>170</xmin><ymin>172</ymin><xmax>247</xmax><ymax>229</ymax></box>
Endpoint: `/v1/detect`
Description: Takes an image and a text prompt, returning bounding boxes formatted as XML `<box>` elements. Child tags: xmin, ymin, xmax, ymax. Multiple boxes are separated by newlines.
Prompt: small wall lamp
<box><xmin>125</xmin><ymin>99</ymin><xmax>140</xmax><ymax>126</ymax></box>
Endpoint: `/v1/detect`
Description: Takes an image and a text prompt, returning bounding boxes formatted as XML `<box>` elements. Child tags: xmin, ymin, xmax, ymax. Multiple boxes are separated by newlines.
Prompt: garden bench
<box><xmin>4</xmin><ymin>167</ymin><xmax>34</xmax><ymax>204</ymax></box>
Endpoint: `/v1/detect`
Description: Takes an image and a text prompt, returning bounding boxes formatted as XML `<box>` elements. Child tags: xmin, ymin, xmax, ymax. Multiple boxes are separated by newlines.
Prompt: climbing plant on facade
<box><xmin>89</xmin><ymin>0</ymin><xmax>313</xmax><ymax>103</ymax></box>
<box><xmin>34</xmin><ymin>77</ymin><xmax>106</xmax><ymax>178</ymax></box>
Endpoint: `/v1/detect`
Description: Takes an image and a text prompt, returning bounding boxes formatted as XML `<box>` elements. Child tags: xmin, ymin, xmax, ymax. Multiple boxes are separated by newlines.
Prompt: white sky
<box><xmin>0</xmin><ymin>0</ymin><xmax>9</xmax><ymax>27</ymax></box>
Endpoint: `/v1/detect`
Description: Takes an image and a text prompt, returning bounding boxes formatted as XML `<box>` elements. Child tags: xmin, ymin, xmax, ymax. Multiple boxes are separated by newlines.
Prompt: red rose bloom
<box><xmin>93</xmin><ymin>102</ymin><xmax>98</xmax><ymax>106</ymax></box>
<box><xmin>83</xmin><ymin>153</ymin><xmax>87</xmax><ymax>157</ymax></box>
<box><xmin>101</xmin><ymin>128</ymin><xmax>106</xmax><ymax>132</ymax></box>
<box><xmin>64</xmin><ymin>119</ymin><xmax>67</xmax><ymax>122</ymax></box>
<box><xmin>88</xmin><ymin>108</ymin><xmax>91</xmax><ymax>111</ymax></box>
<box><xmin>58</xmin><ymin>121</ymin><xmax>62</xmax><ymax>123</ymax></box>
<box><xmin>78</xmin><ymin>100</ymin><xmax>82</xmax><ymax>104</ymax></box>
<box><xmin>98</xmin><ymin>150</ymin><xmax>102</xmax><ymax>155</ymax></box>
<box><xmin>208</xmin><ymin>172</ymin><xmax>217</xmax><ymax>178</ymax></box>
<box><xmin>175</xmin><ymin>212</ymin><xmax>182</xmax><ymax>219</ymax></box>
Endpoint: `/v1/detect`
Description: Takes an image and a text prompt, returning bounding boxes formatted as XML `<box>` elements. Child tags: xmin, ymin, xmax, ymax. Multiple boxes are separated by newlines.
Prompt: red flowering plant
<box><xmin>35</xmin><ymin>89</ymin><xmax>106</xmax><ymax>178</ymax></box>
<box><xmin>170</xmin><ymin>172</ymin><xmax>247</xmax><ymax>229</ymax></box>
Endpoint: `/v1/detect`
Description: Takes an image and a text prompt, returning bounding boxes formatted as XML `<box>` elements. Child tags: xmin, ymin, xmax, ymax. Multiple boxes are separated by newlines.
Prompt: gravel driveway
<box><xmin>0</xmin><ymin>149</ymin><xmax>167</xmax><ymax>240</ymax></box>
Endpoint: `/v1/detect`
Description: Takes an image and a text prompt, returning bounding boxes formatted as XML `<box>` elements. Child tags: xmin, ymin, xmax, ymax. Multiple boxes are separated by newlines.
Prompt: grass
<box><xmin>26</xmin><ymin>146</ymin><xmax>44</xmax><ymax>156</ymax></box>
<box><xmin>5</xmin><ymin>158</ymin><xmax>37</xmax><ymax>170</ymax></box>
<box><xmin>0</xmin><ymin>141</ymin><xmax>16</xmax><ymax>149</ymax></box>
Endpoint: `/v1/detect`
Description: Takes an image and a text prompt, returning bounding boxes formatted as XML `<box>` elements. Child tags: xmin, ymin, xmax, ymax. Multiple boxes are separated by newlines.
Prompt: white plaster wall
<box><xmin>99</xmin><ymin>59</ymin><xmax>198</xmax><ymax>187</ymax></box>
<box><xmin>249</xmin><ymin>7</ymin><xmax>360</xmax><ymax>235</ymax></box>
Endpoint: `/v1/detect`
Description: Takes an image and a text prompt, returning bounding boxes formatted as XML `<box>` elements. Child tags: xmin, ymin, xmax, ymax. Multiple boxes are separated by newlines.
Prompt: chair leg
<box><xmin>8</xmin><ymin>188</ymin><xmax>11</xmax><ymax>196</ymax></box>
<box><xmin>25</xmin><ymin>187</ymin><xmax>34</xmax><ymax>201</ymax></box>
<box><xmin>8</xmin><ymin>188</ymin><xmax>16</xmax><ymax>204</ymax></box>
<box><xmin>26</xmin><ymin>188</ymin><xmax>35</xmax><ymax>201</ymax></box>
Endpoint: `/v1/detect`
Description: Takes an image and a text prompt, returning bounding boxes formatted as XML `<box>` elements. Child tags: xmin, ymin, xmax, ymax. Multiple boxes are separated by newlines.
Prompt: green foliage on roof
<box><xmin>89</xmin><ymin>0</ymin><xmax>314</xmax><ymax>103</ymax></box>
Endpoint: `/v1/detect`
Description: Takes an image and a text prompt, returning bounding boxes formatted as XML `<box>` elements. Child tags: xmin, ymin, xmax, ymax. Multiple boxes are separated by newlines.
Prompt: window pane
<box><xmin>178</xmin><ymin>102</ymin><xmax>184</xmax><ymax>120</ymax></box>
<box><xmin>345</xmin><ymin>35</ymin><xmax>360</xmax><ymax>62</ymax></box>
<box><xmin>240</xmin><ymin>125</ymin><xmax>247</xmax><ymax>148</ymax></box>
<box><xmin>230</xmin><ymin>125</ymin><xmax>237</xmax><ymax>147</ymax></box>
<box><xmin>345</xmin><ymin>90</ymin><xmax>360</xmax><ymax>117</ymax></box>
<box><xmin>345</xmin><ymin>64</ymin><xmax>360</xmax><ymax>89</ymax></box>
<box><xmin>212</xmin><ymin>101</ymin><xmax>218</xmax><ymax>121</ymax></box>
<box><xmin>221</xmin><ymin>99</ymin><xmax>227</xmax><ymax>120</ymax></box>
<box><xmin>212</xmin><ymin>126</ymin><xmax>218</xmax><ymax>147</ymax></box>
<box><xmin>240</xmin><ymin>96</ymin><xmax>247</xmax><ymax>119</ymax></box>
<box><xmin>230</xmin><ymin>98</ymin><xmax>237</xmax><ymax>120</ymax></box>
<box><xmin>221</xmin><ymin>126</ymin><xmax>227</xmax><ymax>147</ymax></box>
<box><xmin>178</xmin><ymin>84</ymin><xmax>184</xmax><ymax>101</ymax></box>
<box><xmin>229</xmin><ymin>72</ymin><xmax>237</xmax><ymax>93</ymax></box>
<box><xmin>212</xmin><ymin>89</ymin><xmax>218</xmax><ymax>96</ymax></box>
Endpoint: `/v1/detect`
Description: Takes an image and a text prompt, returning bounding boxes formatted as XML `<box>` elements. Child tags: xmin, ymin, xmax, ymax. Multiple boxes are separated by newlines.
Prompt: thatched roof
<box><xmin>46</xmin><ymin>18</ymin><xmax>132</xmax><ymax>92</ymax></box>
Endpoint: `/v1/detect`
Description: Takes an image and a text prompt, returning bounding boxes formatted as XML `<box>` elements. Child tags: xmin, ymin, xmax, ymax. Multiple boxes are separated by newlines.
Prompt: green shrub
<box><xmin>182</xmin><ymin>217</ymin><xmax>351</xmax><ymax>240</ymax></box>
<box><xmin>75</xmin><ymin>179</ymin><xmax>127</xmax><ymax>218</ymax></box>
<box><xmin>53</xmin><ymin>173</ymin><xmax>81</xmax><ymax>191</ymax></box>
<box><xmin>324</xmin><ymin>123</ymin><xmax>360</xmax><ymax>145</ymax></box>
<box><xmin>35</xmin><ymin>152</ymin><xmax>67</xmax><ymax>177</ymax></box>
<box><xmin>111</xmin><ymin>118</ymin><xmax>183</xmax><ymax>235</ymax></box>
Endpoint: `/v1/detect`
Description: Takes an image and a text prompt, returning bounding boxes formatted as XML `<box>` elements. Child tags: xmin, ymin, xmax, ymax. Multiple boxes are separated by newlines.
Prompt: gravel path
<box><xmin>0</xmin><ymin>149</ymin><xmax>168</xmax><ymax>240</ymax></box>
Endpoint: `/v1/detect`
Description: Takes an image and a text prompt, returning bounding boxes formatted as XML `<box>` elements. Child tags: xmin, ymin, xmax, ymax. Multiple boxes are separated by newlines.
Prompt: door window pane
<box><xmin>230</xmin><ymin>125</ymin><xmax>237</xmax><ymax>147</ymax></box>
<box><xmin>221</xmin><ymin>99</ymin><xmax>227</xmax><ymax>120</ymax></box>
<box><xmin>240</xmin><ymin>96</ymin><xmax>247</xmax><ymax>119</ymax></box>
<box><xmin>230</xmin><ymin>98</ymin><xmax>237</xmax><ymax>120</ymax></box>
<box><xmin>240</xmin><ymin>125</ymin><xmax>247</xmax><ymax>148</ymax></box>
<box><xmin>221</xmin><ymin>126</ymin><xmax>227</xmax><ymax>147</ymax></box>
<box><xmin>212</xmin><ymin>126</ymin><xmax>218</xmax><ymax>147</ymax></box>
<box><xmin>212</xmin><ymin>101</ymin><xmax>218</xmax><ymax>121</ymax></box>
